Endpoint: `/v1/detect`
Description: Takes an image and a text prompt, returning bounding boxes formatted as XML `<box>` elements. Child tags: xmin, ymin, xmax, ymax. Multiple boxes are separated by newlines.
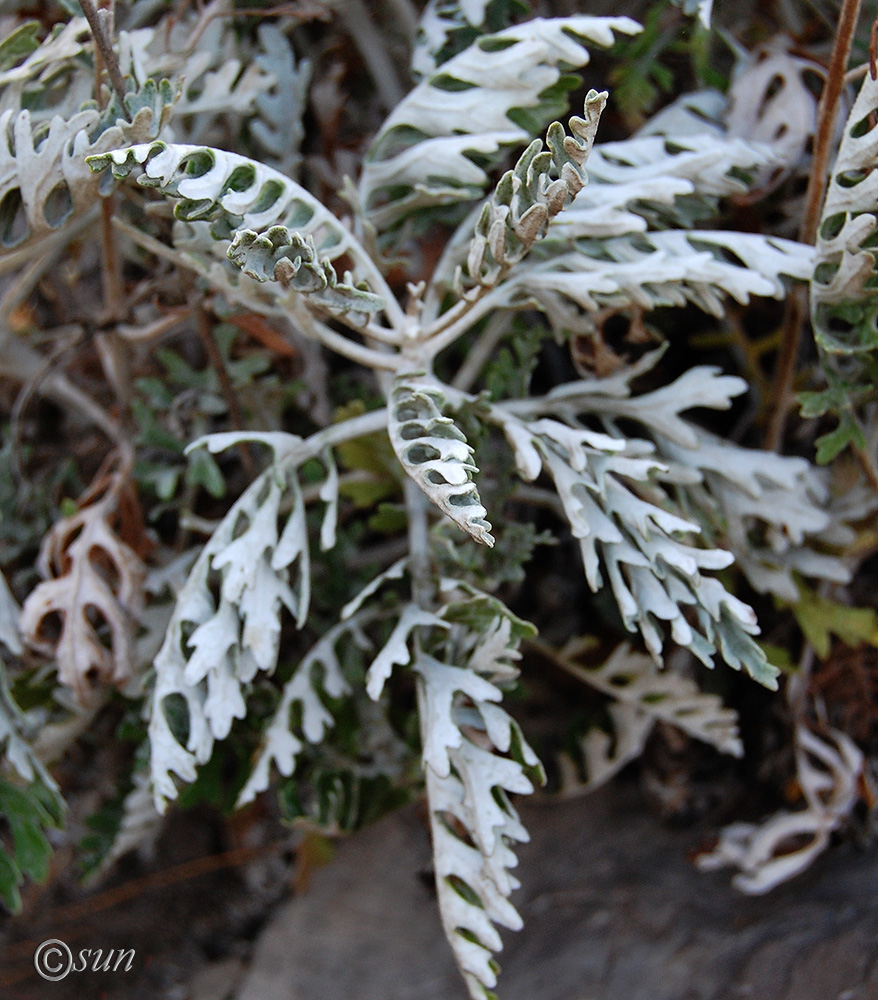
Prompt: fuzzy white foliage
<box><xmin>697</xmin><ymin>726</ymin><xmax>863</xmax><ymax>893</ymax></box>
<box><xmin>811</xmin><ymin>69</ymin><xmax>878</xmax><ymax>353</ymax></box>
<box><xmin>100</xmin><ymin>770</ymin><xmax>163</xmax><ymax>872</ymax></box>
<box><xmin>557</xmin><ymin>642</ymin><xmax>742</xmax><ymax>795</ymax></box>
<box><xmin>635</xmin><ymin>89</ymin><xmax>726</xmax><ymax>139</ymax></box>
<box><xmin>89</xmin><ymin>141</ymin><xmax>367</xmax><ymax>269</ymax></box>
<box><xmin>551</xmin><ymin>353</ymin><xmax>851</xmax><ymax>602</ymax></box>
<box><xmin>88</xmin><ymin>140</ymin><xmax>398</xmax><ymax>348</ymax></box>
<box><xmin>414</xmin><ymin>611</ymin><xmax>540</xmax><ymax>1000</ymax></box>
<box><xmin>148</xmin><ymin>432</ymin><xmax>340</xmax><ymax>810</ymax></box>
<box><xmin>558</xmin><ymin>699</ymin><xmax>654</xmax><ymax>794</ymax></box>
<box><xmin>586</xmin><ymin>133</ymin><xmax>775</xmax><ymax>195</ymax></box>
<box><xmin>416</xmin><ymin>652</ymin><xmax>501</xmax><ymax>777</ymax></box>
<box><xmin>464</xmin><ymin>90</ymin><xmax>607</xmax><ymax>291</ymax></box>
<box><xmin>361</xmin><ymin>15</ymin><xmax>640</xmax><ymax>230</ymax></box>
<box><xmin>671</xmin><ymin>0</ymin><xmax>713</xmax><ymax>27</ymax></box>
<box><xmin>429</xmin><ymin>95</ymin><xmax>807</xmax><ymax>315</ymax></box>
<box><xmin>454</xmin><ymin>611</ymin><xmax>524</xmax><ymax>683</ymax></box>
<box><xmin>228</xmin><ymin>226</ymin><xmax>385</xmax><ymax>325</ymax></box>
<box><xmin>499</xmin><ymin>406</ymin><xmax>777</xmax><ymax>687</ymax></box>
<box><xmin>0</xmin><ymin>16</ymin><xmax>91</xmax><ymax>95</ymax></box>
<box><xmin>237</xmin><ymin>617</ymin><xmax>363</xmax><ymax>807</ymax></box>
<box><xmin>250</xmin><ymin>24</ymin><xmax>311</xmax><ymax>174</ymax></box>
<box><xmin>659</xmin><ymin>430</ymin><xmax>851</xmax><ymax>602</ymax></box>
<box><xmin>725</xmin><ymin>38</ymin><xmax>823</xmax><ymax>182</ymax></box>
<box><xmin>0</xmin><ymin>571</ymin><xmax>22</xmax><ymax>657</ymax></box>
<box><xmin>0</xmin><ymin>85</ymin><xmax>174</xmax><ymax>252</ymax></box>
<box><xmin>365</xmin><ymin>604</ymin><xmax>448</xmax><ymax>700</ymax></box>
<box><xmin>549</xmin><ymin>130</ymin><xmax>776</xmax><ymax>238</ymax></box>
<box><xmin>7</xmin><ymin>8</ymin><xmax>858</xmax><ymax>996</ymax></box>
<box><xmin>412</xmin><ymin>0</ymin><xmax>494</xmax><ymax>79</ymax></box>
<box><xmin>567</xmin><ymin>641</ymin><xmax>742</xmax><ymax>754</ymax></box>
<box><xmin>518</xmin><ymin>230</ymin><xmax>813</xmax><ymax>324</ymax></box>
<box><xmin>388</xmin><ymin>372</ymin><xmax>494</xmax><ymax>546</ymax></box>
<box><xmin>341</xmin><ymin>557</ymin><xmax>408</xmax><ymax>620</ymax></box>
<box><xmin>174</xmin><ymin>53</ymin><xmax>273</xmax><ymax>121</ymax></box>
<box><xmin>125</xmin><ymin>16</ymin><xmax>305</xmax><ymax>155</ymax></box>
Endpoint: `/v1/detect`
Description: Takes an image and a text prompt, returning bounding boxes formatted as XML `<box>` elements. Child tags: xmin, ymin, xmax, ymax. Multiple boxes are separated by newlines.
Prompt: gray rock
<box><xmin>235</xmin><ymin>784</ymin><xmax>878</xmax><ymax>1000</ymax></box>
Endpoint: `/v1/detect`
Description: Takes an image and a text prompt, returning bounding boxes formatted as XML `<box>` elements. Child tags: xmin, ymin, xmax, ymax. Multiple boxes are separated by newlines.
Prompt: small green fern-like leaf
<box><xmin>389</xmin><ymin>374</ymin><xmax>494</xmax><ymax>546</ymax></box>
<box><xmin>1</xmin><ymin>657</ymin><xmax>65</xmax><ymax>913</ymax></box>
<box><xmin>0</xmin><ymin>777</ymin><xmax>63</xmax><ymax>913</ymax></box>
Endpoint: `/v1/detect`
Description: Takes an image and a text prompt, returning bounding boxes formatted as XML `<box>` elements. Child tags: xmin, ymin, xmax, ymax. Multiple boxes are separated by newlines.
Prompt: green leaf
<box><xmin>0</xmin><ymin>848</ymin><xmax>22</xmax><ymax>912</ymax></box>
<box><xmin>441</xmin><ymin>593</ymin><xmax>536</xmax><ymax>640</ymax></box>
<box><xmin>815</xmin><ymin>414</ymin><xmax>867</xmax><ymax>464</ymax></box>
<box><xmin>53</xmin><ymin>0</ymin><xmax>83</xmax><ymax>15</ymax></box>
<box><xmin>0</xmin><ymin>21</ymin><xmax>41</xmax><ymax>72</ymax></box>
<box><xmin>186</xmin><ymin>448</ymin><xmax>226</xmax><ymax>499</ymax></box>
<box><xmin>0</xmin><ymin>778</ymin><xmax>64</xmax><ymax>913</ymax></box>
<box><xmin>757</xmin><ymin>641</ymin><xmax>796</xmax><ymax>674</ymax></box>
<box><xmin>10</xmin><ymin>814</ymin><xmax>52</xmax><ymax>881</ymax></box>
<box><xmin>791</xmin><ymin>589</ymin><xmax>878</xmax><ymax>658</ymax></box>
<box><xmin>368</xmin><ymin>502</ymin><xmax>408</xmax><ymax>534</ymax></box>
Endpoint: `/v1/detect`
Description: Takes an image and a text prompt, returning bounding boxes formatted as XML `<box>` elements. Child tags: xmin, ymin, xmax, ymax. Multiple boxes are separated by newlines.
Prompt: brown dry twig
<box><xmin>766</xmin><ymin>0</ymin><xmax>863</xmax><ymax>451</ymax></box>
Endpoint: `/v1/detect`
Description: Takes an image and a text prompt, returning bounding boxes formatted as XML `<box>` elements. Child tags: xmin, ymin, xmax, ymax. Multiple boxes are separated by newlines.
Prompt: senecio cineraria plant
<box><xmin>0</xmin><ymin>2</ymin><xmax>860</xmax><ymax>996</ymax></box>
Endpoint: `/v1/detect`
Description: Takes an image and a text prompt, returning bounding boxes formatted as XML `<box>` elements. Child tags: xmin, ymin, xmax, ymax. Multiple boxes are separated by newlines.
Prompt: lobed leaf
<box><xmin>518</xmin><ymin>230</ymin><xmax>813</xmax><ymax>327</ymax></box>
<box><xmin>559</xmin><ymin>641</ymin><xmax>743</xmax><ymax>790</ymax></box>
<box><xmin>807</xmin><ymin>69</ymin><xmax>878</xmax><ymax>459</ymax></box>
<box><xmin>0</xmin><ymin>79</ymin><xmax>176</xmax><ymax>254</ymax></box>
<box><xmin>415</xmin><ymin>599</ymin><xmax>540</xmax><ymax>999</ymax></box>
<box><xmin>496</xmin><ymin>405</ymin><xmax>778</xmax><ymax>687</ymax></box>
<box><xmin>388</xmin><ymin>373</ymin><xmax>494</xmax><ymax>546</ymax></box>
<box><xmin>228</xmin><ymin>226</ymin><xmax>385</xmax><ymax>326</ymax></box>
<box><xmin>463</xmin><ymin>91</ymin><xmax>606</xmax><ymax>290</ymax></box>
<box><xmin>236</xmin><ymin>617</ymin><xmax>362</xmax><ymax>807</ymax></box>
<box><xmin>19</xmin><ymin>474</ymin><xmax>145</xmax><ymax>703</ymax></box>
<box><xmin>360</xmin><ymin>15</ymin><xmax>640</xmax><ymax>234</ymax></box>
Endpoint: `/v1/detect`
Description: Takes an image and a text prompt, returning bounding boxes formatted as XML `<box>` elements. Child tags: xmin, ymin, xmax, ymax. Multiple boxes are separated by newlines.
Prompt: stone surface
<box><xmin>234</xmin><ymin>784</ymin><xmax>878</xmax><ymax>1000</ymax></box>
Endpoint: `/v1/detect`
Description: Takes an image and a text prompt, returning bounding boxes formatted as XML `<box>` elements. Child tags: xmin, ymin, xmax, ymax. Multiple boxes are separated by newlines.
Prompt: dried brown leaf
<box><xmin>20</xmin><ymin>469</ymin><xmax>145</xmax><ymax>702</ymax></box>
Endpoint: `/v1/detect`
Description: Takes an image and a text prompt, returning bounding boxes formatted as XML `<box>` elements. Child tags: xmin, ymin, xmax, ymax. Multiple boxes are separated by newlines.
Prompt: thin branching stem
<box><xmin>307</xmin><ymin>316</ymin><xmax>402</xmax><ymax>370</ymax></box>
<box><xmin>300</xmin><ymin>406</ymin><xmax>389</xmax><ymax>456</ymax></box>
<box><xmin>420</xmin><ymin>284</ymin><xmax>513</xmax><ymax>360</ymax></box>
<box><xmin>99</xmin><ymin>199</ymin><xmax>125</xmax><ymax>319</ymax></box>
<box><xmin>855</xmin><ymin>442</ymin><xmax>878</xmax><ymax>494</ymax></box>
<box><xmin>95</xmin><ymin>196</ymin><xmax>130</xmax><ymax>406</ymax></box>
<box><xmin>451</xmin><ymin>312</ymin><xmax>513</xmax><ymax>391</ymax></box>
<box><xmin>81</xmin><ymin>0</ymin><xmax>127</xmax><ymax>106</ymax></box>
<box><xmin>404</xmin><ymin>478</ymin><xmax>434</xmax><ymax>610</ymax></box>
<box><xmin>766</xmin><ymin>0</ymin><xmax>862</xmax><ymax>450</ymax></box>
<box><xmin>10</xmin><ymin>349</ymin><xmax>127</xmax><ymax>458</ymax></box>
<box><xmin>341</xmin><ymin>0</ymin><xmax>406</xmax><ymax>111</ymax></box>
<box><xmin>112</xmin><ymin>218</ymin><xmax>402</xmax><ymax>371</ymax></box>
<box><xmin>347</xmin><ymin>245</ymin><xmax>407</xmax><ymax>333</ymax></box>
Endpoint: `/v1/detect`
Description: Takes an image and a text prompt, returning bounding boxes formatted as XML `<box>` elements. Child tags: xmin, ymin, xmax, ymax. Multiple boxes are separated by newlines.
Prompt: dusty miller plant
<box><xmin>0</xmin><ymin>3</ymin><xmax>857</xmax><ymax>996</ymax></box>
